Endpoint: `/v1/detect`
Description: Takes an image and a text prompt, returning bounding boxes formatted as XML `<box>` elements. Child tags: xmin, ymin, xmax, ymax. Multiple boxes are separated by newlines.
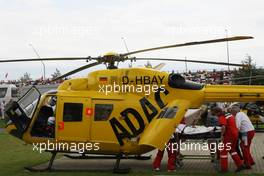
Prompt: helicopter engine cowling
<box><xmin>168</xmin><ymin>73</ymin><xmax>204</xmax><ymax>90</ymax></box>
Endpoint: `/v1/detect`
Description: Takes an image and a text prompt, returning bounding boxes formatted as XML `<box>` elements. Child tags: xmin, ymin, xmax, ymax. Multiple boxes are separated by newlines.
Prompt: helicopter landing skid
<box><xmin>113</xmin><ymin>153</ymin><xmax>131</xmax><ymax>174</ymax></box>
<box><xmin>25</xmin><ymin>152</ymin><xmax>149</xmax><ymax>173</ymax></box>
<box><xmin>25</xmin><ymin>151</ymin><xmax>57</xmax><ymax>172</ymax></box>
<box><xmin>64</xmin><ymin>153</ymin><xmax>151</xmax><ymax>160</ymax></box>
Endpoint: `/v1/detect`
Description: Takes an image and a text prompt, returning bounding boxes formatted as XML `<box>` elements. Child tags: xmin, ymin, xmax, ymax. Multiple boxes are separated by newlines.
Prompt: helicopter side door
<box><xmin>90</xmin><ymin>99</ymin><xmax>117</xmax><ymax>143</ymax></box>
<box><xmin>56</xmin><ymin>96</ymin><xmax>91</xmax><ymax>142</ymax></box>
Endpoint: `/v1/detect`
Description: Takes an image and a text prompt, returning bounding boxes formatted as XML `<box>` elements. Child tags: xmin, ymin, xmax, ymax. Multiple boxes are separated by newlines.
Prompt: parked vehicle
<box><xmin>0</xmin><ymin>84</ymin><xmax>19</xmax><ymax>118</ymax></box>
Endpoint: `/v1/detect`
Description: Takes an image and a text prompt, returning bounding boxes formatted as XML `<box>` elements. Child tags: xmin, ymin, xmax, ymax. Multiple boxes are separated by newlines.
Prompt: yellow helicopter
<box><xmin>2</xmin><ymin>36</ymin><xmax>264</xmax><ymax>173</ymax></box>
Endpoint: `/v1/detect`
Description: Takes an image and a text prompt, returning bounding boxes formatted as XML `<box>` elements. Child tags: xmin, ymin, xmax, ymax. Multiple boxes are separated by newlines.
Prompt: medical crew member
<box><xmin>211</xmin><ymin>107</ymin><xmax>244</xmax><ymax>172</ymax></box>
<box><xmin>153</xmin><ymin>119</ymin><xmax>188</xmax><ymax>172</ymax></box>
<box><xmin>153</xmin><ymin>132</ymin><xmax>177</xmax><ymax>172</ymax></box>
<box><xmin>231</xmin><ymin>106</ymin><xmax>255</xmax><ymax>168</ymax></box>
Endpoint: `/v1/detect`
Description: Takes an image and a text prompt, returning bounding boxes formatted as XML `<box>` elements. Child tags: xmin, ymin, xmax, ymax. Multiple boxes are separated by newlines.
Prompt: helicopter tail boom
<box><xmin>204</xmin><ymin>85</ymin><xmax>264</xmax><ymax>102</ymax></box>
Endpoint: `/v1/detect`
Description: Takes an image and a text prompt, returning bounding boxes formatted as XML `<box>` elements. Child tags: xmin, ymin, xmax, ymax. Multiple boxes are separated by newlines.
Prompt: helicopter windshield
<box><xmin>4</xmin><ymin>86</ymin><xmax>41</xmax><ymax>138</ymax></box>
<box><xmin>18</xmin><ymin>87</ymin><xmax>41</xmax><ymax>119</ymax></box>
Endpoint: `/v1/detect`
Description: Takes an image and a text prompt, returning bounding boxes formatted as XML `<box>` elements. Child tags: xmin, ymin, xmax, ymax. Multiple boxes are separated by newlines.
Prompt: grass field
<box><xmin>0</xmin><ymin>132</ymin><xmax>263</xmax><ymax>176</ymax></box>
<box><xmin>0</xmin><ymin>132</ymin><xmax>160</xmax><ymax>176</ymax></box>
<box><xmin>0</xmin><ymin>119</ymin><xmax>6</xmax><ymax>128</ymax></box>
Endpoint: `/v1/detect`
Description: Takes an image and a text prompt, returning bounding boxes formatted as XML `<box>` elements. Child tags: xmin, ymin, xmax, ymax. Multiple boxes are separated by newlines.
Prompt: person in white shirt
<box><xmin>231</xmin><ymin>106</ymin><xmax>255</xmax><ymax>169</ymax></box>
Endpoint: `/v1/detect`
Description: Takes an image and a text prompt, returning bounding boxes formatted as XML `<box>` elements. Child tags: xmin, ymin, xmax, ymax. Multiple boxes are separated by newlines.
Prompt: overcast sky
<box><xmin>0</xmin><ymin>0</ymin><xmax>263</xmax><ymax>80</ymax></box>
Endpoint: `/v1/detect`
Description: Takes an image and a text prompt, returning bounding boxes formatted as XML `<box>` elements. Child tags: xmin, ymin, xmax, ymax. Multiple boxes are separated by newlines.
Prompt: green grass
<box><xmin>0</xmin><ymin>132</ymin><xmax>50</xmax><ymax>176</ymax></box>
<box><xmin>0</xmin><ymin>119</ymin><xmax>6</xmax><ymax>128</ymax></box>
<box><xmin>254</xmin><ymin>124</ymin><xmax>264</xmax><ymax>129</ymax></box>
<box><xmin>0</xmin><ymin>132</ymin><xmax>263</xmax><ymax>176</ymax></box>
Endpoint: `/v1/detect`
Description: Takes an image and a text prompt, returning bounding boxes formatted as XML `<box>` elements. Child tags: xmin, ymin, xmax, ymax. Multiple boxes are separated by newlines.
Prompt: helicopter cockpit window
<box><xmin>63</xmin><ymin>103</ymin><xmax>83</xmax><ymax>122</ymax></box>
<box><xmin>18</xmin><ymin>87</ymin><xmax>41</xmax><ymax>119</ymax></box>
<box><xmin>94</xmin><ymin>104</ymin><xmax>113</xmax><ymax>121</ymax></box>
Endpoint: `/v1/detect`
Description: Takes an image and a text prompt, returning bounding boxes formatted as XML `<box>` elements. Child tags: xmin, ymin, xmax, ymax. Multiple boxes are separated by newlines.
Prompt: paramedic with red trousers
<box><xmin>231</xmin><ymin>106</ymin><xmax>255</xmax><ymax>168</ymax></box>
<box><xmin>211</xmin><ymin>107</ymin><xmax>245</xmax><ymax>172</ymax></box>
<box><xmin>152</xmin><ymin>135</ymin><xmax>176</xmax><ymax>172</ymax></box>
<box><xmin>152</xmin><ymin>119</ymin><xmax>186</xmax><ymax>172</ymax></box>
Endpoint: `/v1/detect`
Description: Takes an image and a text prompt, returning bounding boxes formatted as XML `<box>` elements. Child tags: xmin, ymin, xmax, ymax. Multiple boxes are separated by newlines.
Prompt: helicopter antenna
<box><xmin>225</xmin><ymin>29</ymin><xmax>230</xmax><ymax>71</ymax></box>
<box><xmin>122</xmin><ymin>37</ymin><xmax>132</xmax><ymax>68</ymax></box>
<box><xmin>121</xmin><ymin>37</ymin><xmax>130</xmax><ymax>53</ymax></box>
<box><xmin>29</xmin><ymin>43</ymin><xmax>46</xmax><ymax>80</ymax></box>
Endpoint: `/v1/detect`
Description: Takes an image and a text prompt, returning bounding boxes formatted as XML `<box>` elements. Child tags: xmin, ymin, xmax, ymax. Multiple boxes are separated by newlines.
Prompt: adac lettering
<box><xmin>110</xmin><ymin>88</ymin><xmax>169</xmax><ymax>145</ymax></box>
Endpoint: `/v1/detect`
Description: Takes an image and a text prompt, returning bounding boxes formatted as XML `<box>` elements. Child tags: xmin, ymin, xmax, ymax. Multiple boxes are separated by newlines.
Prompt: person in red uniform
<box><xmin>152</xmin><ymin>137</ymin><xmax>176</xmax><ymax>172</ymax></box>
<box><xmin>211</xmin><ymin>107</ymin><xmax>245</xmax><ymax>172</ymax></box>
<box><xmin>152</xmin><ymin>119</ymin><xmax>186</xmax><ymax>172</ymax></box>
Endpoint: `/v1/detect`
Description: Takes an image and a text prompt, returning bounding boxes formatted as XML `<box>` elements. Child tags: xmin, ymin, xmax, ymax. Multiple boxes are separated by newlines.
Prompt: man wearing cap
<box><xmin>230</xmin><ymin>106</ymin><xmax>255</xmax><ymax>169</ymax></box>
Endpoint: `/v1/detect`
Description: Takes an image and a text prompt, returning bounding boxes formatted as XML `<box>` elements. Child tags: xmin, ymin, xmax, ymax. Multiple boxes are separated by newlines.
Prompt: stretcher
<box><xmin>176</xmin><ymin>124</ymin><xmax>222</xmax><ymax>139</ymax></box>
<box><xmin>175</xmin><ymin>125</ymin><xmax>222</xmax><ymax>170</ymax></box>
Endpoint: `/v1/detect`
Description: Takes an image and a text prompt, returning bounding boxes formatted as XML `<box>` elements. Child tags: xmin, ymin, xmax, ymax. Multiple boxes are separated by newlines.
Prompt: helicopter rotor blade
<box><xmin>135</xmin><ymin>58</ymin><xmax>244</xmax><ymax>67</ymax></box>
<box><xmin>50</xmin><ymin>62</ymin><xmax>101</xmax><ymax>83</ymax></box>
<box><xmin>0</xmin><ymin>57</ymin><xmax>95</xmax><ymax>63</ymax></box>
<box><xmin>121</xmin><ymin>36</ymin><xmax>253</xmax><ymax>56</ymax></box>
